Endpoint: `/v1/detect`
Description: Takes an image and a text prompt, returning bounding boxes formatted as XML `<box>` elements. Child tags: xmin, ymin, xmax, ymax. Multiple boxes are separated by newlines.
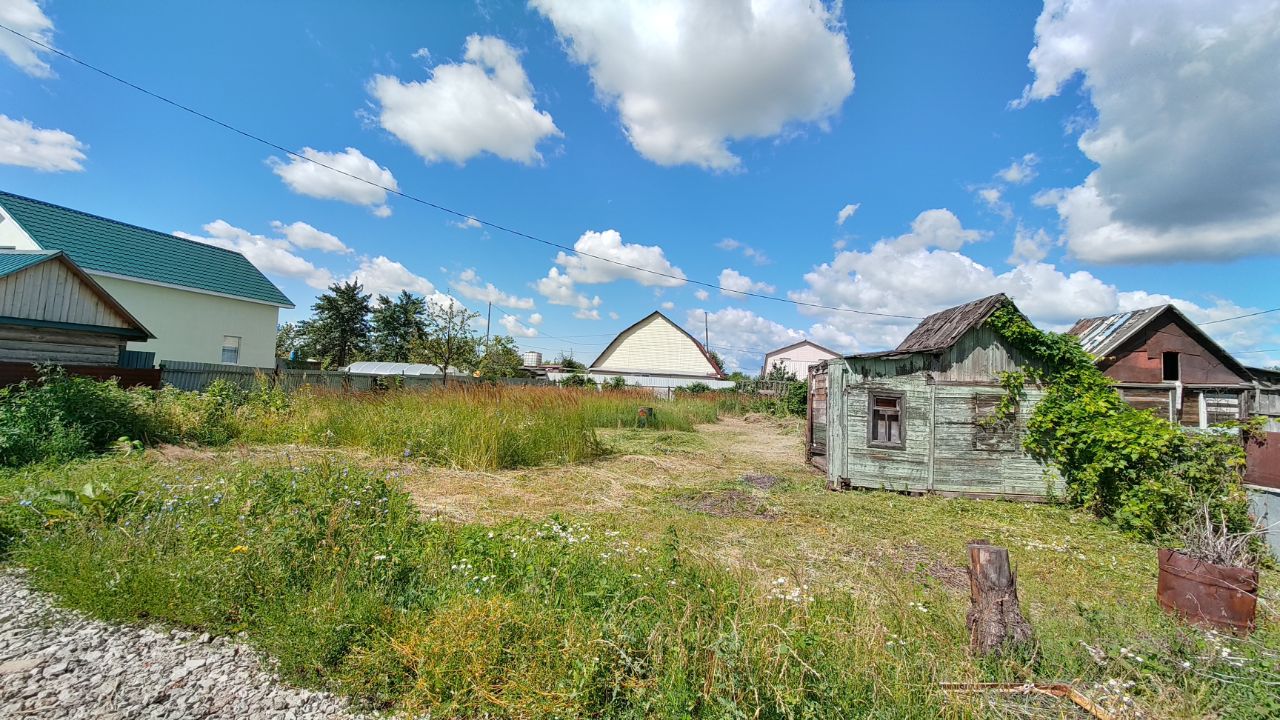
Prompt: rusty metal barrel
<box><xmin>1156</xmin><ymin>548</ymin><xmax>1258</xmax><ymax>634</ymax></box>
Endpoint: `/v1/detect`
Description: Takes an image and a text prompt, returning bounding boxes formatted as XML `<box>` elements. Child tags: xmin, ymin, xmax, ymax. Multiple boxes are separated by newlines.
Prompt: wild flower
<box><xmin>230</xmin><ymin>545</ymin><xmax>249</xmax><ymax>554</ymax></box>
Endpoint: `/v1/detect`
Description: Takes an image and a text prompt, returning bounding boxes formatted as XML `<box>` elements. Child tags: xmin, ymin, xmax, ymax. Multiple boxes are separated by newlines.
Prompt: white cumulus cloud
<box><xmin>554</xmin><ymin>229</ymin><xmax>686</xmax><ymax>287</ymax></box>
<box><xmin>531</xmin><ymin>0</ymin><xmax>854</xmax><ymax>170</ymax></box>
<box><xmin>836</xmin><ymin>203</ymin><xmax>860</xmax><ymax>226</ymax></box>
<box><xmin>499</xmin><ymin>314</ymin><xmax>539</xmax><ymax>337</ymax></box>
<box><xmin>345</xmin><ymin>256</ymin><xmax>436</xmax><ymax>297</ymax></box>
<box><xmin>176</xmin><ymin>220</ymin><xmax>334</xmax><ymax>290</ymax></box>
<box><xmin>718</xmin><ymin>268</ymin><xmax>776</xmax><ymax>299</ymax></box>
<box><xmin>370</xmin><ymin>35</ymin><xmax>560</xmax><ymax>165</ymax></box>
<box><xmin>789</xmin><ymin>207</ymin><xmax>1279</xmax><ymax>353</ymax></box>
<box><xmin>0</xmin><ymin>115</ymin><xmax>86</xmax><ymax>172</ymax></box>
<box><xmin>269</xmin><ymin>147</ymin><xmax>398</xmax><ymax>217</ymax></box>
<box><xmin>269</xmin><ymin>221</ymin><xmax>350</xmax><ymax>254</ymax></box>
<box><xmin>997</xmin><ymin>153</ymin><xmax>1038</xmax><ymax>184</ymax></box>
<box><xmin>451</xmin><ymin>268</ymin><xmax>536</xmax><ymax>309</ymax></box>
<box><xmin>1019</xmin><ymin>0</ymin><xmax>1280</xmax><ymax>262</ymax></box>
<box><xmin>0</xmin><ymin>0</ymin><xmax>55</xmax><ymax>78</ymax></box>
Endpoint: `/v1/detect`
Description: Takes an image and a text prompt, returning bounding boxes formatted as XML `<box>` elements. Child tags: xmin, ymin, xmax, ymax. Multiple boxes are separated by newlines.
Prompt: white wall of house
<box><xmin>593</xmin><ymin>314</ymin><xmax>719</xmax><ymax>377</ymax></box>
<box><xmin>762</xmin><ymin>343</ymin><xmax>838</xmax><ymax>379</ymax></box>
<box><xmin>0</xmin><ymin>212</ymin><xmax>40</xmax><ymax>250</ymax></box>
<box><xmin>94</xmin><ymin>275</ymin><xmax>280</xmax><ymax>368</ymax></box>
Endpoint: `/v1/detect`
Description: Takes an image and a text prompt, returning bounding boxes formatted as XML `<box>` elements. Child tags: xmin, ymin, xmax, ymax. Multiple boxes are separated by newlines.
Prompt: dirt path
<box><xmin>401</xmin><ymin>414</ymin><xmax>813</xmax><ymax>524</ymax></box>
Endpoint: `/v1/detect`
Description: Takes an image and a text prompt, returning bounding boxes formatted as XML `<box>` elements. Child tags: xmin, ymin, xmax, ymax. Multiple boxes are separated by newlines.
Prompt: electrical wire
<box><xmin>1201</xmin><ymin>308</ymin><xmax>1280</xmax><ymax>325</ymax></box>
<box><xmin>0</xmin><ymin>23</ymin><xmax>922</xmax><ymax>321</ymax></box>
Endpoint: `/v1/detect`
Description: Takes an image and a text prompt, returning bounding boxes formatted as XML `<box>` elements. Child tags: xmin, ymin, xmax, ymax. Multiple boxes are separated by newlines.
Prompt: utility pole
<box><xmin>485</xmin><ymin>302</ymin><xmax>492</xmax><ymax>341</ymax></box>
<box><xmin>704</xmin><ymin>311</ymin><xmax>709</xmax><ymax>348</ymax></box>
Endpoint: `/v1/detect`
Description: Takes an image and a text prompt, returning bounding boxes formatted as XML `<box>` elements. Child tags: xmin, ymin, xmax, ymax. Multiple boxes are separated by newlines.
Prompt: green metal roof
<box><xmin>0</xmin><ymin>250</ymin><xmax>56</xmax><ymax>279</ymax></box>
<box><xmin>0</xmin><ymin>191</ymin><xmax>293</xmax><ymax>307</ymax></box>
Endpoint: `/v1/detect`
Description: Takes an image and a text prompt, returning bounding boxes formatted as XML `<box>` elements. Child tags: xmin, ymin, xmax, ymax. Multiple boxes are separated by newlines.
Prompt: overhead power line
<box><xmin>0</xmin><ymin>23</ymin><xmax>921</xmax><ymax>322</ymax></box>
<box><xmin>1201</xmin><ymin>307</ymin><xmax>1280</xmax><ymax>326</ymax></box>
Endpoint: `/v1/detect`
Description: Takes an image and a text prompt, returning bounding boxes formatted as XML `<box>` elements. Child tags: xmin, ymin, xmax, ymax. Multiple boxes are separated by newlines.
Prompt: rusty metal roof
<box><xmin>1068</xmin><ymin>304</ymin><xmax>1251</xmax><ymax>380</ymax></box>
<box><xmin>894</xmin><ymin>293</ymin><xmax>1011</xmax><ymax>353</ymax></box>
<box><xmin>1067</xmin><ymin>306</ymin><xmax>1168</xmax><ymax>358</ymax></box>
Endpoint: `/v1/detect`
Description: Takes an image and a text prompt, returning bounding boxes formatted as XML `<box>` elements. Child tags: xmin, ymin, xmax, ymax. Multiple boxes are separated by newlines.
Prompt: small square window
<box><xmin>221</xmin><ymin>335</ymin><xmax>241</xmax><ymax>364</ymax></box>
<box><xmin>1162</xmin><ymin>352</ymin><xmax>1180</xmax><ymax>381</ymax></box>
<box><xmin>868</xmin><ymin>392</ymin><xmax>905</xmax><ymax>449</ymax></box>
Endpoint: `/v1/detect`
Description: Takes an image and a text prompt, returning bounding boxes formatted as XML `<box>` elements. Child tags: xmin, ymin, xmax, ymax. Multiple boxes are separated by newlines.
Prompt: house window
<box><xmin>1162</xmin><ymin>352</ymin><xmax>1180</xmax><ymax>381</ymax></box>
<box><xmin>868</xmin><ymin>392</ymin><xmax>905</xmax><ymax>449</ymax></box>
<box><xmin>221</xmin><ymin>335</ymin><xmax>241</xmax><ymax>364</ymax></box>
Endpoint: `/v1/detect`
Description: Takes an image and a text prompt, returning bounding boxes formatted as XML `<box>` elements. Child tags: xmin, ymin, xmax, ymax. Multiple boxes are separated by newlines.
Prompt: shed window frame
<box><xmin>867</xmin><ymin>391</ymin><xmax>906</xmax><ymax>450</ymax></box>
<box><xmin>221</xmin><ymin>335</ymin><xmax>241</xmax><ymax>365</ymax></box>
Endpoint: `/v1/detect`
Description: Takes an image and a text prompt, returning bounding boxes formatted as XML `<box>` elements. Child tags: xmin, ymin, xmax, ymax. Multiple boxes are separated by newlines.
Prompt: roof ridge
<box><xmin>0</xmin><ymin>190</ymin><xmax>251</xmax><ymax>262</ymax></box>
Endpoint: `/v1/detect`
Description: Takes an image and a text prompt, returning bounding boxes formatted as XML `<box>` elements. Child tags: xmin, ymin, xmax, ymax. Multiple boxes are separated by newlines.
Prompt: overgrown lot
<box><xmin>1</xmin><ymin>377</ymin><xmax>1277</xmax><ymax>719</ymax></box>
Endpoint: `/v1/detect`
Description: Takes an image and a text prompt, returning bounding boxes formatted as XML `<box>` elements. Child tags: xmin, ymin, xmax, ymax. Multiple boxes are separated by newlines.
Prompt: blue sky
<box><xmin>2</xmin><ymin>0</ymin><xmax>1277</xmax><ymax>371</ymax></box>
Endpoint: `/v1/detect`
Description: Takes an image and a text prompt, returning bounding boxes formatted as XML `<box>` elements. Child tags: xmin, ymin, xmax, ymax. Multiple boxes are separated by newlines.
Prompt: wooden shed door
<box><xmin>807</xmin><ymin>364</ymin><xmax>829</xmax><ymax>468</ymax></box>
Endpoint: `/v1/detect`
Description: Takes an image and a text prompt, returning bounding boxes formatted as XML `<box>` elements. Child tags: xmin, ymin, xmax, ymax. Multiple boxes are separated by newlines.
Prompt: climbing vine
<box><xmin>985</xmin><ymin>301</ymin><xmax>1257</xmax><ymax>539</ymax></box>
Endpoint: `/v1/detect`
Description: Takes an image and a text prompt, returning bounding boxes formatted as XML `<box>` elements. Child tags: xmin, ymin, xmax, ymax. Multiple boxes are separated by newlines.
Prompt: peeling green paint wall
<box><xmin>825</xmin><ymin>325</ymin><xmax>1062</xmax><ymax>499</ymax></box>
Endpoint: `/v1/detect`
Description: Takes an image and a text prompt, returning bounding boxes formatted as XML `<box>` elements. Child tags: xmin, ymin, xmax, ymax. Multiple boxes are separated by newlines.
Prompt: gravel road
<box><xmin>0</xmin><ymin>571</ymin><xmax>371</xmax><ymax>719</ymax></box>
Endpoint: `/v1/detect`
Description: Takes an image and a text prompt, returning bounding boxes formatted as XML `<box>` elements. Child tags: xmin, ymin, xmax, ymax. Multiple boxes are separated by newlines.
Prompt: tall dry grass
<box><xmin>235</xmin><ymin>385</ymin><xmax>722</xmax><ymax>470</ymax></box>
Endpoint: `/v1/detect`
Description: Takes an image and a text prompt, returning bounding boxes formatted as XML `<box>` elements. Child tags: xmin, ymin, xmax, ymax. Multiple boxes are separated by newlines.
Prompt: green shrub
<box><xmin>0</xmin><ymin>367</ymin><xmax>156</xmax><ymax>466</ymax></box>
<box><xmin>987</xmin><ymin>303</ymin><xmax>1254</xmax><ymax>538</ymax></box>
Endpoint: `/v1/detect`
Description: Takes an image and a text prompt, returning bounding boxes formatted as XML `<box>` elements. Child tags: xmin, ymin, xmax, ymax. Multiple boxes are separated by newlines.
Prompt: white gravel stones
<box><xmin>0</xmin><ymin>571</ymin><xmax>371</xmax><ymax>719</ymax></box>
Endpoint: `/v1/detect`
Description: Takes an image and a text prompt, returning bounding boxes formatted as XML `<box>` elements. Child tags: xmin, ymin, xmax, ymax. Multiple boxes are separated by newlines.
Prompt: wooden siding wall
<box><xmin>593</xmin><ymin>316</ymin><xmax>718</xmax><ymax>376</ymax></box>
<box><xmin>0</xmin><ymin>325</ymin><xmax>121</xmax><ymax>366</ymax></box>
<box><xmin>824</xmin><ymin>327</ymin><xmax>1059</xmax><ymax>499</ymax></box>
<box><xmin>1099</xmin><ymin>315</ymin><xmax>1247</xmax><ymax>385</ymax></box>
<box><xmin>0</xmin><ymin>259</ymin><xmax>131</xmax><ymax>329</ymax></box>
<box><xmin>1120</xmin><ymin>387</ymin><xmax>1173</xmax><ymax>421</ymax></box>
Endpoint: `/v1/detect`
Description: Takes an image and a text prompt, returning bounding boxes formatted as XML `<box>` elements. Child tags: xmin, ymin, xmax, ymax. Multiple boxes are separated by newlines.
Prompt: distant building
<box><xmin>0</xmin><ymin>250</ymin><xmax>152</xmax><ymax>366</ymax></box>
<box><xmin>761</xmin><ymin>340</ymin><xmax>839</xmax><ymax>379</ymax></box>
<box><xmin>811</xmin><ymin>294</ymin><xmax>1059</xmax><ymax>500</ymax></box>
<box><xmin>0</xmin><ymin>191</ymin><xmax>292</xmax><ymax>368</ymax></box>
<box><xmin>581</xmin><ymin>311</ymin><xmax>732</xmax><ymax>396</ymax></box>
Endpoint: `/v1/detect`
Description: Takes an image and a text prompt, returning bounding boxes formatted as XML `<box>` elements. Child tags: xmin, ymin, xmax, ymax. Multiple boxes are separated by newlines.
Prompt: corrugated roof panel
<box><xmin>0</xmin><ymin>191</ymin><xmax>293</xmax><ymax>307</ymax></box>
<box><xmin>0</xmin><ymin>250</ymin><xmax>55</xmax><ymax>278</ymax></box>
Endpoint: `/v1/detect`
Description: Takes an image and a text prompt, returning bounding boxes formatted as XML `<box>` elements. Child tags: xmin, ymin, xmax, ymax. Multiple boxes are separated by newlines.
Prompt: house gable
<box><xmin>1071</xmin><ymin>305</ymin><xmax>1250</xmax><ymax>386</ymax></box>
<box><xmin>591</xmin><ymin>311</ymin><xmax>723</xmax><ymax>378</ymax></box>
<box><xmin>1098</xmin><ymin>311</ymin><xmax>1250</xmax><ymax>386</ymax></box>
<box><xmin>0</xmin><ymin>252</ymin><xmax>151</xmax><ymax>339</ymax></box>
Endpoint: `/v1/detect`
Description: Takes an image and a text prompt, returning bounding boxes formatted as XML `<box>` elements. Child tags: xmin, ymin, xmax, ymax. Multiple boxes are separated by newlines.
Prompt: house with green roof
<box><xmin>0</xmin><ymin>191</ymin><xmax>292</xmax><ymax>368</ymax></box>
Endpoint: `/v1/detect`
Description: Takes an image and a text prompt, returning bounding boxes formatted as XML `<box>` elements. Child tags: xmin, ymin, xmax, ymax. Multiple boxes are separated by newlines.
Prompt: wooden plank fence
<box><xmin>158</xmin><ymin>360</ymin><xmax>548</xmax><ymax>393</ymax></box>
<box><xmin>0</xmin><ymin>362</ymin><xmax>162</xmax><ymax>389</ymax></box>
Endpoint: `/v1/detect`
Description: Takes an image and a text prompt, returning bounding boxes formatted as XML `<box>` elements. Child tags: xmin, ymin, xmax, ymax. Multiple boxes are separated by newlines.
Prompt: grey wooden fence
<box><xmin>158</xmin><ymin>360</ymin><xmax>547</xmax><ymax>393</ymax></box>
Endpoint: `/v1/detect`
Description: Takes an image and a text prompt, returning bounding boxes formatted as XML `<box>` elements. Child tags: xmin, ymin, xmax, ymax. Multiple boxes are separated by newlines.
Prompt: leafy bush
<box><xmin>0</xmin><ymin>367</ymin><xmax>156</xmax><ymax>466</ymax></box>
<box><xmin>987</xmin><ymin>303</ymin><xmax>1254</xmax><ymax>538</ymax></box>
<box><xmin>680</xmin><ymin>381</ymin><xmax>712</xmax><ymax>394</ymax></box>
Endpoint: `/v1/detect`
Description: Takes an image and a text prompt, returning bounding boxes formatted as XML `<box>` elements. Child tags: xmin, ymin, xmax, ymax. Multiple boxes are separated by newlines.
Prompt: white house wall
<box><xmin>0</xmin><ymin>210</ymin><xmax>40</xmax><ymax>250</ymax></box>
<box><xmin>763</xmin><ymin>343</ymin><xmax>839</xmax><ymax>379</ymax></box>
<box><xmin>593</xmin><ymin>315</ymin><xmax>718</xmax><ymax>377</ymax></box>
<box><xmin>94</xmin><ymin>275</ymin><xmax>279</xmax><ymax>367</ymax></box>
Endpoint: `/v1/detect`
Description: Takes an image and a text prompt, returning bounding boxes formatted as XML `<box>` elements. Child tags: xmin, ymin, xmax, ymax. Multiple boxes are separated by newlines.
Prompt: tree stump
<box><xmin>966</xmin><ymin>540</ymin><xmax>1034</xmax><ymax>655</ymax></box>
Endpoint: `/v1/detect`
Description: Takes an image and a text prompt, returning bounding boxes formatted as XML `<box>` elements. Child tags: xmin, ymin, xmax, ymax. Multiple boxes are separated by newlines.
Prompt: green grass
<box><xmin>2</xmin><ymin>395</ymin><xmax>1278</xmax><ymax>719</ymax></box>
<box><xmin>2</xmin><ymin>456</ymin><xmax>961</xmax><ymax>719</ymax></box>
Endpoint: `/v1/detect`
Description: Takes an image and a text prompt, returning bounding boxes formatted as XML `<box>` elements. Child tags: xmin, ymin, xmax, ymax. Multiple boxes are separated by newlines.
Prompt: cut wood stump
<box><xmin>966</xmin><ymin>540</ymin><xmax>1033</xmax><ymax>656</ymax></box>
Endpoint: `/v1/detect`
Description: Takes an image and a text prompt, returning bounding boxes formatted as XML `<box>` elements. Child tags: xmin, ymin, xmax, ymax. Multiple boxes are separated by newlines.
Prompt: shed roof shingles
<box><xmin>0</xmin><ymin>191</ymin><xmax>293</xmax><ymax>307</ymax></box>
<box><xmin>0</xmin><ymin>250</ymin><xmax>56</xmax><ymax>278</ymax></box>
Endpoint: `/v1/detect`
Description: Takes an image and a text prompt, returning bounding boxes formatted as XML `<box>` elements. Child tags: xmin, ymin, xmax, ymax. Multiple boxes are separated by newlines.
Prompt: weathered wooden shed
<box><xmin>1068</xmin><ymin>304</ymin><xmax>1254</xmax><ymax>427</ymax></box>
<box><xmin>0</xmin><ymin>250</ymin><xmax>153</xmax><ymax>366</ymax></box>
<box><xmin>809</xmin><ymin>294</ymin><xmax>1060</xmax><ymax>499</ymax></box>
